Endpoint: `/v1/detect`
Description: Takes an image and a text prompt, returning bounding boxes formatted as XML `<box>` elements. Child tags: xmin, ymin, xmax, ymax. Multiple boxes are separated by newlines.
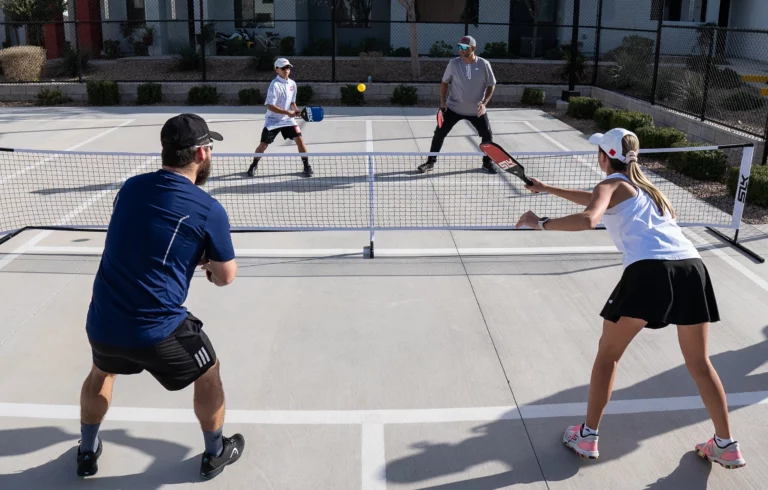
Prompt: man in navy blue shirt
<box><xmin>77</xmin><ymin>114</ymin><xmax>244</xmax><ymax>480</ymax></box>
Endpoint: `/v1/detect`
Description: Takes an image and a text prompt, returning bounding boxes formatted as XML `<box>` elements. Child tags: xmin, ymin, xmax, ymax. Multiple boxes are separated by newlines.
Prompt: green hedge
<box><xmin>726</xmin><ymin>164</ymin><xmax>768</xmax><ymax>208</ymax></box>
<box><xmin>340</xmin><ymin>84</ymin><xmax>364</xmax><ymax>105</ymax></box>
<box><xmin>566</xmin><ymin>96</ymin><xmax>602</xmax><ymax>119</ymax></box>
<box><xmin>635</xmin><ymin>126</ymin><xmax>686</xmax><ymax>149</ymax></box>
<box><xmin>521</xmin><ymin>88</ymin><xmax>545</xmax><ymax>105</ymax></box>
<box><xmin>187</xmin><ymin>85</ymin><xmax>220</xmax><ymax>105</ymax></box>
<box><xmin>593</xmin><ymin>107</ymin><xmax>620</xmax><ymax>131</ymax></box>
<box><xmin>666</xmin><ymin>140</ymin><xmax>728</xmax><ymax>182</ymax></box>
<box><xmin>391</xmin><ymin>84</ymin><xmax>418</xmax><ymax>106</ymax></box>
<box><xmin>238</xmin><ymin>88</ymin><xmax>263</xmax><ymax>105</ymax></box>
<box><xmin>592</xmin><ymin>108</ymin><xmax>653</xmax><ymax>133</ymax></box>
<box><xmin>611</xmin><ymin>110</ymin><xmax>654</xmax><ymax>132</ymax></box>
<box><xmin>136</xmin><ymin>83</ymin><xmax>162</xmax><ymax>105</ymax></box>
<box><xmin>86</xmin><ymin>80</ymin><xmax>119</xmax><ymax>105</ymax></box>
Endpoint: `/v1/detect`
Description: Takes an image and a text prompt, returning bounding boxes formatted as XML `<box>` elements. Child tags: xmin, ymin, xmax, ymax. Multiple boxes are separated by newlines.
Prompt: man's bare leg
<box><xmin>79</xmin><ymin>365</ymin><xmax>116</xmax><ymax>453</ymax></box>
<box><xmin>194</xmin><ymin>360</ymin><xmax>226</xmax><ymax>456</ymax></box>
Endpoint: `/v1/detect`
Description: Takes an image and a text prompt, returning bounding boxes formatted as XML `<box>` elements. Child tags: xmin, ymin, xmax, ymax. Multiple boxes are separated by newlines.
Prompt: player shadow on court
<box><xmin>384</xmin><ymin>325</ymin><xmax>768</xmax><ymax>489</ymax></box>
<box><xmin>30</xmin><ymin>183</ymin><xmax>118</xmax><ymax>195</ymax></box>
<box><xmin>206</xmin><ymin>168</ymin><xmax>491</xmax><ymax>195</ymax></box>
<box><xmin>0</xmin><ymin>427</ymin><xmax>200</xmax><ymax>489</ymax></box>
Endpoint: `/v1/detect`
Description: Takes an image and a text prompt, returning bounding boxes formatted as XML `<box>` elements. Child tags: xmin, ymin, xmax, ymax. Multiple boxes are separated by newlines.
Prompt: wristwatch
<box><xmin>538</xmin><ymin>217</ymin><xmax>550</xmax><ymax>230</ymax></box>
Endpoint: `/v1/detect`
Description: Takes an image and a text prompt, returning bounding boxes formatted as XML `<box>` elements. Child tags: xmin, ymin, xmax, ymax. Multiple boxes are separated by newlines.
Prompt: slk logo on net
<box><xmin>737</xmin><ymin>174</ymin><xmax>749</xmax><ymax>203</ymax></box>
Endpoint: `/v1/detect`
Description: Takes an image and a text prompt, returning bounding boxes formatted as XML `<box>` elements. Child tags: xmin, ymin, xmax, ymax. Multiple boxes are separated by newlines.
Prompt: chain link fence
<box><xmin>0</xmin><ymin>0</ymin><xmax>766</xmax><ymax>157</ymax></box>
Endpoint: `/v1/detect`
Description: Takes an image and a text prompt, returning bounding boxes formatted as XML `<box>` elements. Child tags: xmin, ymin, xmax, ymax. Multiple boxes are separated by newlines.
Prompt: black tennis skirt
<box><xmin>600</xmin><ymin>257</ymin><xmax>720</xmax><ymax>329</ymax></box>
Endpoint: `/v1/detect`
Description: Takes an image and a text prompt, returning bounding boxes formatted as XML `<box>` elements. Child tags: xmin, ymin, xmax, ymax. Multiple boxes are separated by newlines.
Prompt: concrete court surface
<box><xmin>0</xmin><ymin>106</ymin><xmax>767</xmax><ymax>490</ymax></box>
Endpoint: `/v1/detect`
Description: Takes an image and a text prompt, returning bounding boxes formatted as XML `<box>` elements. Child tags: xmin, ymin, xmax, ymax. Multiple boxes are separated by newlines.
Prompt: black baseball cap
<box><xmin>160</xmin><ymin>113</ymin><xmax>223</xmax><ymax>151</ymax></box>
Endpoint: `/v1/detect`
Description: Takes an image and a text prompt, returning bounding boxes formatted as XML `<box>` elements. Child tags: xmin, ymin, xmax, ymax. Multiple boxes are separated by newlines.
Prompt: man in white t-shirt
<box><xmin>247</xmin><ymin>58</ymin><xmax>313</xmax><ymax>178</ymax></box>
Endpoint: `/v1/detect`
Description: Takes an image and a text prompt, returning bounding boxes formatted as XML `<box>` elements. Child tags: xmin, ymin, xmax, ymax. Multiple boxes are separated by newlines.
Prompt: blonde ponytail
<box><xmin>621</xmin><ymin>134</ymin><xmax>676</xmax><ymax>218</ymax></box>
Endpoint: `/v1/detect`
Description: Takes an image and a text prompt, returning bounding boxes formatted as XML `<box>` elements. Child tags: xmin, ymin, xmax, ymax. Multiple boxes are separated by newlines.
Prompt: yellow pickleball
<box><xmin>357</xmin><ymin>83</ymin><xmax>366</xmax><ymax>92</ymax></box>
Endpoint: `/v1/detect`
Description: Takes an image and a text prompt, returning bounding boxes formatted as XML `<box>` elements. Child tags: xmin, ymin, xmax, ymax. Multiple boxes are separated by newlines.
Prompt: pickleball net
<box><xmin>0</xmin><ymin>144</ymin><xmax>757</xmax><ymax>253</ymax></box>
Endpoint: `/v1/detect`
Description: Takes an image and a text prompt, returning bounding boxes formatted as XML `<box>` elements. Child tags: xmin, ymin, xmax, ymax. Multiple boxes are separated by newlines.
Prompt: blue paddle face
<box><xmin>302</xmin><ymin>106</ymin><xmax>324</xmax><ymax>122</ymax></box>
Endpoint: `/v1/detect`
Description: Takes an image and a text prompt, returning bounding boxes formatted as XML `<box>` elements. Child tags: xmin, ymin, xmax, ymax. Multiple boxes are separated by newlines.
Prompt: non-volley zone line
<box><xmin>1</xmin><ymin>390</ymin><xmax>766</xmax><ymax>424</ymax></box>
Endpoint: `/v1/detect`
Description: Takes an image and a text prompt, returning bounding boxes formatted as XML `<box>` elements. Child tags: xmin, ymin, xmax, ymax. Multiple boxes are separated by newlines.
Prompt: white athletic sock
<box><xmin>715</xmin><ymin>434</ymin><xmax>734</xmax><ymax>448</ymax></box>
<box><xmin>581</xmin><ymin>423</ymin><xmax>598</xmax><ymax>437</ymax></box>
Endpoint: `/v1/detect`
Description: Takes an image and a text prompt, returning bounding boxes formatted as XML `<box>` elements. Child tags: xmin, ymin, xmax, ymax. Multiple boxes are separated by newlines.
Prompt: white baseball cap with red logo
<box><xmin>588</xmin><ymin>128</ymin><xmax>637</xmax><ymax>162</ymax></box>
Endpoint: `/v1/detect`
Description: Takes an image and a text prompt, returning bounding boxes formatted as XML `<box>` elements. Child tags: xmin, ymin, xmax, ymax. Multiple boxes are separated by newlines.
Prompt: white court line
<box><xmin>361</xmin><ymin>423</ymin><xmax>387</xmax><ymax>490</ymax></box>
<box><xmin>0</xmin><ymin>118</ymin><xmax>133</xmax><ymax>123</ymax></box>
<box><xmin>0</xmin><ymin>390</ymin><xmax>765</xmax><ymax>424</ymax></box>
<box><xmin>0</xmin><ymin>119</ymin><xmax>135</xmax><ymax>187</ymax></box>
<box><xmin>0</xmin><ymin>230</ymin><xmax>53</xmax><ymax>271</ymax></box>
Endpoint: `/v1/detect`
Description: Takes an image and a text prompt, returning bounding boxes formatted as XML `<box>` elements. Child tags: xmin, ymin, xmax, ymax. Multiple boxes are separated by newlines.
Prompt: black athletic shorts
<box><xmin>600</xmin><ymin>258</ymin><xmax>720</xmax><ymax>329</ymax></box>
<box><xmin>89</xmin><ymin>312</ymin><xmax>217</xmax><ymax>391</ymax></box>
<box><xmin>261</xmin><ymin>124</ymin><xmax>302</xmax><ymax>144</ymax></box>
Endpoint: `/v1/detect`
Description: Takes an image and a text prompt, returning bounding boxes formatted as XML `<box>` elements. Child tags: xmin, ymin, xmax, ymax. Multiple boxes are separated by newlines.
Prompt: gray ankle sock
<box><xmin>203</xmin><ymin>427</ymin><xmax>224</xmax><ymax>458</ymax></box>
<box><xmin>80</xmin><ymin>423</ymin><xmax>101</xmax><ymax>453</ymax></box>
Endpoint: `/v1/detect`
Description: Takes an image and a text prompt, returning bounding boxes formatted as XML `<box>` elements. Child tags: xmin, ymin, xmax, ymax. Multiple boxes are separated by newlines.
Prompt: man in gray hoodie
<box><xmin>418</xmin><ymin>35</ymin><xmax>497</xmax><ymax>174</ymax></box>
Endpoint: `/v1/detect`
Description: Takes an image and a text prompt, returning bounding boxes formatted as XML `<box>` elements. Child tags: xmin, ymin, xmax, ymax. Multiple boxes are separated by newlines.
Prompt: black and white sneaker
<box><xmin>303</xmin><ymin>164</ymin><xmax>314</xmax><ymax>177</ymax></box>
<box><xmin>417</xmin><ymin>161</ymin><xmax>434</xmax><ymax>173</ymax></box>
<box><xmin>482</xmin><ymin>161</ymin><xmax>497</xmax><ymax>174</ymax></box>
<box><xmin>200</xmin><ymin>433</ymin><xmax>245</xmax><ymax>480</ymax></box>
<box><xmin>76</xmin><ymin>438</ymin><xmax>102</xmax><ymax>477</ymax></box>
<box><xmin>247</xmin><ymin>158</ymin><xmax>259</xmax><ymax>177</ymax></box>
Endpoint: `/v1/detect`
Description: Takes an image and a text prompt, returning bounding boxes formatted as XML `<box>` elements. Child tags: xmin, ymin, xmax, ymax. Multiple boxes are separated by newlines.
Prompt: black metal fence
<box><xmin>0</xmin><ymin>1</ymin><xmax>766</xmax><ymax>149</ymax></box>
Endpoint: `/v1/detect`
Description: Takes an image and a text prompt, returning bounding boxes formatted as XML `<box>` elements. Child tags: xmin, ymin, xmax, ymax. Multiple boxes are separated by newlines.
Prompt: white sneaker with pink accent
<box><xmin>696</xmin><ymin>437</ymin><xmax>746</xmax><ymax>469</ymax></box>
<box><xmin>563</xmin><ymin>424</ymin><xmax>599</xmax><ymax>459</ymax></box>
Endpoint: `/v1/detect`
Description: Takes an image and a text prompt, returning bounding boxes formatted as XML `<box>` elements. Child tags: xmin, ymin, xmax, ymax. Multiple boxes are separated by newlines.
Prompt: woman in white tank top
<box><xmin>515</xmin><ymin>128</ymin><xmax>745</xmax><ymax>468</ymax></box>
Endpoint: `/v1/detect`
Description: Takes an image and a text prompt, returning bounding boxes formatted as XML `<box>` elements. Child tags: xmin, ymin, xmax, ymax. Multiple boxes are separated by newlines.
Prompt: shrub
<box><xmin>610</xmin><ymin>110</ymin><xmax>654</xmax><ymax>132</ymax></box>
<box><xmin>175</xmin><ymin>46</ymin><xmax>201</xmax><ymax>71</ymax></box>
<box><xmin>340</xmin><ymin>84</ymin><xmax>364</xmax><ymax>105</ymax></box>
<box><xmin>480</xmin><ymin>42</ymin><xmax>509</xmax><ymax>59</ymax></box>
<box><xmin>252</xmin><ymin>49</ymin><xmax>278</xmax><ymax>71</ymax></box>
<box><xmin>712</xmin><ymin>67</ymin><xmax>743</xmax><ymax>90</ymax></box>
<box><xmin>635</xmin><ymin>126</ymin><xmax>685</xmax><ymax>149</ymax></box>
<box><xmin>57</xmin><ymin>44</ymin><xmax>89</xmax><ymax>77</ymax></box>
<box><xmin>726</xmin><ymin>164</ymin><xmax>768</xmax><ymax>208</ymax></box>
<box><xmin>429</xmin><ymin>41</ymin><xmax>453</xmax><ymax>58</ymax></box>
<box><xmin>187</xmin><ymin>85</ymin><xmax>220</xmax><ymax>105</ymax></box>
<box><xmin>391</xmin><ymin>84</ymin><xmax>418</xmax><ymax>106</ymax></box>
<box><xmin>391</xmin><ymin>47</ymin><xmax>411</xmax><ymax>57</ymax></box>
<box><xmin>521</xmin><ymin>87</ymin><xmax>545</xmax><ymax>105</ymax></box>
<box><xmin>35</xmin><ymin>87</ymin><xmax>71</xmax><ymax>106</ymax></box>
<box><xmin>667</xmin><ymin>140</ymin><xmax>728</xmax><ymax>182</ymax></box>
<box><xmin>0</xmin><ymin>46</ymin><xmax>46</xmax><ymax>81</ymax></box>
<box><xmin>716</xmin><ymin>89</ymin><xmax>766</xmax><ymax>112</ymax></box>
<box><xmin>297</xmin><ymin>85</ymin><xmax>314</xmax><ymax>105</ymax></box>
<box><xmin>279</xmin><ymin>36</ymin><xmax>295</xmax><ymax>56</ymax></box>
<box><xmin>86</xmin><ymin>80</ymin><xmax>120</xmax><ymax>105</ymax></box>
<box><xmin>543</xmin><ymin>46</ymin><xmax>563</xmax><ymax>60</ymax></box>
<box><xmin>133</xmin><ymin>41</ymin><xmax>149</xmax><ymax>56</ymax></box>
<box><xmin>593</xmin><ymin>107</ymin><xmax>620</xmax><ymax>131</ymax></box>
<box><xmin>566</xmin><ymin>96</ymin><xmax>602</xmax><ymax>119</ymax></box>
<box><xmin>103</xmin><ymin>40</ymin><xmax>121</xmax><ymax>59</ymax></box>
<box><xmin>238</xmin><ymin>88</ymin><xmax>263</xmax><ymax>105</ymax></box>
<box><xmin>136</xmin><ymin>83</ymin><xmax>162</xmax><ymax>105</ymax></box>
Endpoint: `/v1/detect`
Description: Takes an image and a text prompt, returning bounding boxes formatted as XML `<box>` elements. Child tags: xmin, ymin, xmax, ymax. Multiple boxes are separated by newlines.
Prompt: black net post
<box><xmin>650</xmin><ymin>0</ymin><xmax>665</xmax><ymax>105</ymax></box>
<box><xmin>763</xmin><ymin>111</ymin><xmax>768</xmax><ymax>165</ymax></box>
<box><xmin>568</xmin><ymin>0</ymin><xmax>580</xmax><ymax>91</ymax></box>
<box><xmin>592</xmin><ymin>0</ymin><xmax>603</xmax><ymax>86</ymax></box>
<box><xmin>700</xmin><ymin>25</ymin><xmax>716</xmax><ymax>121</ymax></box>
<box><xmin>331</xmin><ymin>0</ymin><xmax>337</xmax><ymax>83</ymax></box>
<box><xmin>72</xmin><ymin>0</ymin><xmax>82</xmax><ymax>82</ymax></box>
<box><xmin>562</xmin><ymin>0</ymin><xmax>581</xmax><ymax>100</ymax></box>
<box><xmin>198</xmin><ymin>0</ymin><xmax>206</xmax><ymax>81</ymax></box>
